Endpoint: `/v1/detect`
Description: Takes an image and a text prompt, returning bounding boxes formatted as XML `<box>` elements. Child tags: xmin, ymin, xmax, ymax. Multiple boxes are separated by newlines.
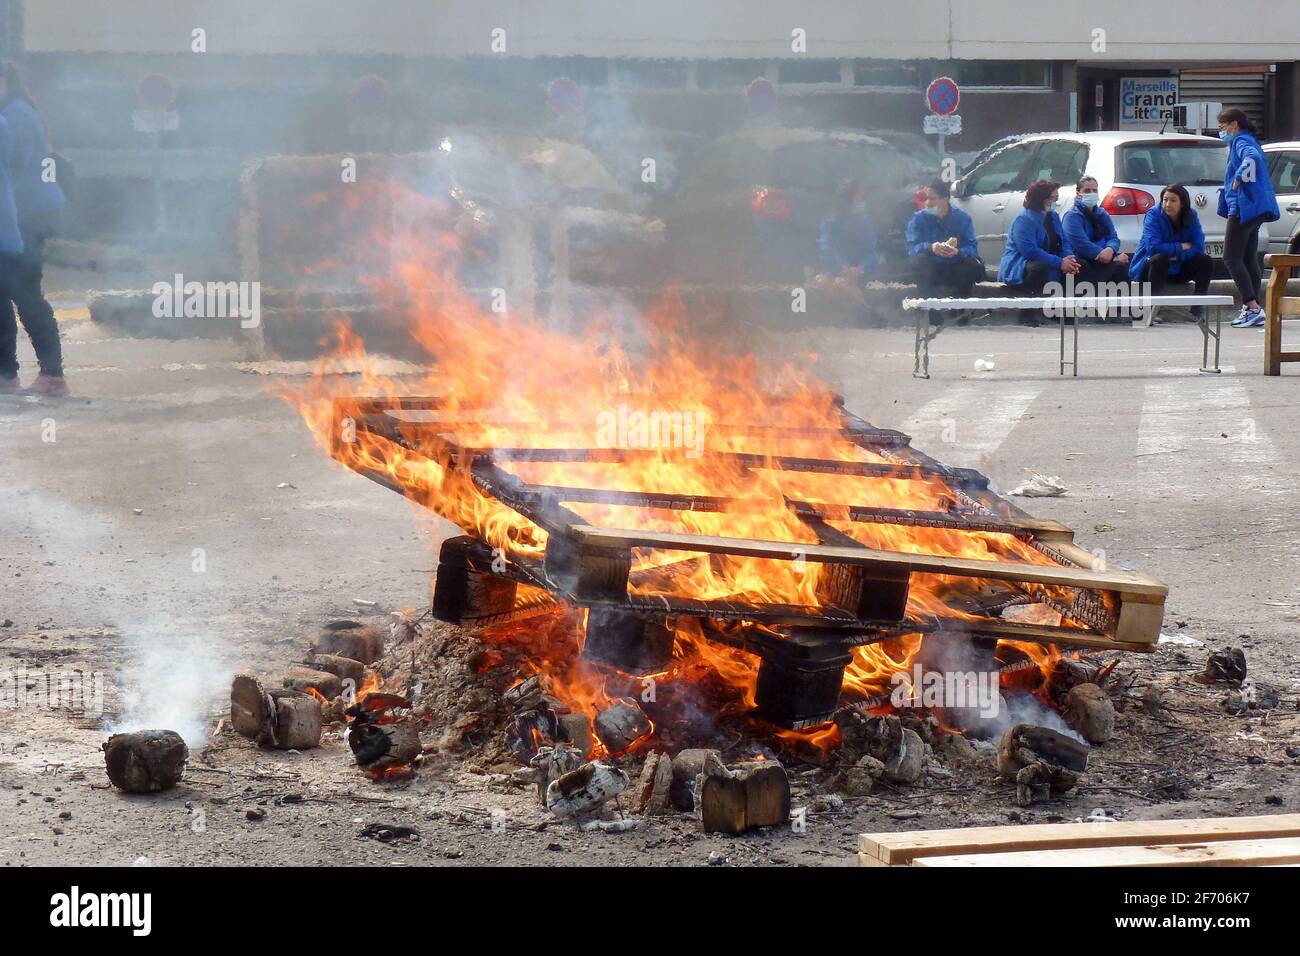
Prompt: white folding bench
<box><xmin>901</xmin><ymin>294</ymin><xmax>1236</xmax><ymax>378</ymax></box>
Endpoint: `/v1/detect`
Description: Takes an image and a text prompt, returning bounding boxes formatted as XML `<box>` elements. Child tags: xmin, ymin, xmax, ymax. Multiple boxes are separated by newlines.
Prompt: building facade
<box><xmin>7</xmin><ymin>0</ymin><xmax>1299</xmax><ymax>250</ymax></box>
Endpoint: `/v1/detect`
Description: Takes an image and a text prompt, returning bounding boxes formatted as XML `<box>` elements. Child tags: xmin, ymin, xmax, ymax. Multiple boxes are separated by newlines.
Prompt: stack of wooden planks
<box><xmin>860</xmin><ymin>814</ymin><xmax>1300</xmax><ymax>867</ymax></box>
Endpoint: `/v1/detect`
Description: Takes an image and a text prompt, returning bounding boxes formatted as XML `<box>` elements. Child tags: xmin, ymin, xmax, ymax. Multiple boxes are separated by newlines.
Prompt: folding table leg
<box><xmin>1199</xmin><ymin>305</ymin><xmax>1222</xmax><ymax>374</ymax></box>
<box><xmin>1073</xmin><ymin>308</ymin><xmax>1080</xmax><ymax>377</ymax></box>
<box><xmin>912</xmin><ymin>308</ymin><xmax>932</xmax><ymax>379</ymax></box>
<box><xmin>1058</xmin><ymin>311</ymin><xmax>1065</xmax><ymax>375</ymax></box>
<box><xmin>1058</xmin><ymin>309</ymin><xmax>1078</xmax><ymax>376</ymax></box>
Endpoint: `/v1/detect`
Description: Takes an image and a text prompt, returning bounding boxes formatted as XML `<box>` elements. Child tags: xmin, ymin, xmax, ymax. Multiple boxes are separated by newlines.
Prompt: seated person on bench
<box><xmin>1128</xmin><ymin>182</ymin><xmax>1213</xmax><ymax>319</ymax></box>
<box><xmin>1062</xmin><ymin>175</ymin><xmax>1129</xmax><ymax>285</ymax></box>
<box><xmin>905</xmin><ymin>178</ymin><xmax>984</xmax><ymax>296</ymax></box>
<box><xmin>998</xmin><ymin>179</ymin><xmax>1081</xmax><ymax>322</ymax></box>
<box><xmin>817</xmin><ymin>177</ymin><xmax>878</xmax><ymax>289</ymax></box>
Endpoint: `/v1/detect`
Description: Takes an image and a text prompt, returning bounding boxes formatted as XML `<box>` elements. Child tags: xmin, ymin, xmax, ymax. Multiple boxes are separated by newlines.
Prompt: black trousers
<box><xmin>1077</xmin><ymin>257</ymin><xmax>1129</xmax><ymax>286</ymax></box>
<box><xmin>1139</xmin><ymin>252</ymin><xmax>1214</xmax><ymax>297</ymax></box>
<box><xmin>0</xmin><ymin>232</ymin><xmax>62</xmax><ymax>380</ymax></box>
<box><xmin>911</xmin><ymin>254</ymin><xmax>984</xmax><ymax>296</ymax></box>
<box><xmin>1013</xmin><ymin>260</ymin><xmax>1059</xmax><ymax>295</ymax></box>
<box><xmin>1224</xmin><ymin>213</ymin><xmax>1267</xmax><ymax>304</ymax></box>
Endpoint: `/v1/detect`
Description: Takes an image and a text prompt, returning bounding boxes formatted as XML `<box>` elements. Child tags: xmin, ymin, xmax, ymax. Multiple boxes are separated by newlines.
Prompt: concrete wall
<box><xmin>22</xmin><ymin>0</ymin><xmax>1300</xmax><ymax>61</ymax></box>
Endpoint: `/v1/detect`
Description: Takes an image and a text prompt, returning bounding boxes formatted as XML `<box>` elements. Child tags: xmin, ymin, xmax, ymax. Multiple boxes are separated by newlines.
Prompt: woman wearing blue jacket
<box><xmin>1061</xmin><ymin>176</ymin><xmax>1129</xmax><ymax>284</ymax></box>
<box><xmin>818</xmin><ymin>178</ymin><xmax>878</xmax><ymax>286</ymax></box>
<box><xmin>1217</xmin><ymin>107</ymin><xmax>1279</xmax><ymax>328</ymax></box>
<box><xmin>1128</xmin><ymin>183</ymin><xmax>1213</xmax><ymax>316</ymax></box>
<box><xmin>0</xmin><ymin>61</ymin><xmax>66</xmax><ymax>396</ymax></box>
<box><xmin>998</xmin><ymin>179</ymin><xmax>1081</xmax><ymax>313</ymax></box>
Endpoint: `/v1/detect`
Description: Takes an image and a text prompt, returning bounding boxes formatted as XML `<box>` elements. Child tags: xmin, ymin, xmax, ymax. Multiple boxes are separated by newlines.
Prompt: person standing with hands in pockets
<box><xmin>1217</xmin><ymin>107</ymin><xmax>1279</xmax><ymax>328</ymax></box>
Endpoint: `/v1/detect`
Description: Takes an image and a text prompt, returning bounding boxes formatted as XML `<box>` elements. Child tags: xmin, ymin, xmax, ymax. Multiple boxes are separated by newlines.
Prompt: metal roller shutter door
<box><xmin>1179</xmin><ymin>71</ymin><xmax>1268</xmax><ymax>136</ymax></box>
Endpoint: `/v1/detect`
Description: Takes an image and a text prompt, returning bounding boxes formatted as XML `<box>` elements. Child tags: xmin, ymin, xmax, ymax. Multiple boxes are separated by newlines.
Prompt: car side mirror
<box><xmin>952</xmin><ymin>178</ymin><xmax>967</xmax><ymax>198</ymax></box>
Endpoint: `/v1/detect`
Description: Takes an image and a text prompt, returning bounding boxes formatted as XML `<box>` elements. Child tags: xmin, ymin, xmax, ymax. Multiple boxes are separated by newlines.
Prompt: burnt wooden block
<box><xmin>314</xmin><ymin>621</ymin><xmax>386</xmax><ymax>664</ymax></box>
<box><xmin>543</xmin><ymin>533</ymin><xmax>631</xmax><ymax>602</ymax></box>
<box><xmin>699</xmin><ymin>754</ymin><xmax>791</xmax><ymax>834</ymax></box>
<box><xmin>753</xmin><ymin>630</ymin><xmax>854</xmax><ymax>728</ymax></box>
<box><xmin>103</xmin><ymin>730</ymin><xmax>188</xmax><ymax>793</ymax></box>
<box><xmin>593</xmin><ymin>698</ymin><xmax>653</xmax><ymax>754</ymax></box>
<box><xmin>582</xmin><ymin>607</ymin><xmax>676</xmax><ymax>675</ymax></box>
<box><xmin>816</xmin><ymin>562</ymin><xmax>910</xmax><ymax>623</ymax></box>
<box><xmin>432</xmin><ymin>535</ymin><xmax>517</xmax><ymax>623</ymax></box>
<box><xmin>282</xmin><ymin>667</ymin><xmax>343</xmax><ymax>700</ymax></box>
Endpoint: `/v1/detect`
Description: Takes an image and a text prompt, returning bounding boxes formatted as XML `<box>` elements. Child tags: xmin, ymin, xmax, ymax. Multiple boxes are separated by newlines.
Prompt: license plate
<box><xmin>1205</xmin><ymin>242</ymin><xmax>1224</xmax><ymax>257</ymax></box>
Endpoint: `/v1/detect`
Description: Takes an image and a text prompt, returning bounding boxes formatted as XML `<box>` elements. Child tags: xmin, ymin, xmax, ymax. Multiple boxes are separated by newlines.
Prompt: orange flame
<box><xmin>283</xmin><ymin>177</ymin><xmax>1085</xmax><ymax>752</ymax></box>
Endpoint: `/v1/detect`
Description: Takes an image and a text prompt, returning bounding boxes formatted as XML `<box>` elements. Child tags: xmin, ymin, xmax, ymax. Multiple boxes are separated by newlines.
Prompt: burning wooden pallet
<box><xmin>860</xmin><ymin>814</ymin><xmax>1300</xmax><ymax>867</ymax></box>
<box><xmin>331</xmin><ymin>395</ymin><xmax>1167</xmax><ymax>727</ymax></box>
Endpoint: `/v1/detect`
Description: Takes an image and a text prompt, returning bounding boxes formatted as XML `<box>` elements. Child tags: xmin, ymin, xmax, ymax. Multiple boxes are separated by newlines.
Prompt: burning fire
<box><xmin>285</xmin><ymin>176</ymin><xmax>1075</xmax><ymax>751</ymax></box>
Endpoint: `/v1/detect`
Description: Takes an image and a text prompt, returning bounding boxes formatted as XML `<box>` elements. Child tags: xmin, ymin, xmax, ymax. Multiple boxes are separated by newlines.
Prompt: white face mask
<box><xmin>1080</xmin><ymin>192</ymin><xmax>1100</xmax><ymax>207</ymax></box>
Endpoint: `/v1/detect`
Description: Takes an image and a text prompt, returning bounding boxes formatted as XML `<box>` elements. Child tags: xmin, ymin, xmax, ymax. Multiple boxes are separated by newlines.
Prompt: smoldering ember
<box><xmin>3</xmin><ymin>0</ymin><xmax>1300</xmax><ymax>885</ymax></box>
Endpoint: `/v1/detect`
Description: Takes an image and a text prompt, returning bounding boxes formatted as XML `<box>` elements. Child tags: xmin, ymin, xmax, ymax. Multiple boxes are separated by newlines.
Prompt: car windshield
<box><xmin>1116</xmin><ymin>141</ymin><xmax>1227</xmax><ymax>186</ymax></box>
<box><xmin>772</xmin><ymin>141</ymin><xmax>928</xmax><ymax>188</ymax></box>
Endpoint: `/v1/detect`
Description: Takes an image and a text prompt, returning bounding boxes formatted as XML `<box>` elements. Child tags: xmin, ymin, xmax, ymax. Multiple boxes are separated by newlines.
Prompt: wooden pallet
<box><xmin>860</xmin><ymin>814</ymin><xmax>1300</xmax><ymax>867</ymax></box>
<box><xmin>334</xmin><ymin>395</ymin><xmax>1167</xmax><ymax>651</ymax></box>
<box><xmin>1264</xmin><ymin>254</ymin><xmax>1300</xmax><ymax>376</ymax></box>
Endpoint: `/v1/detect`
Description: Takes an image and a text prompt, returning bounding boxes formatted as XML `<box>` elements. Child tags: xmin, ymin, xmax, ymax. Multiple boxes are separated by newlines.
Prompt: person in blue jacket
<box><xmin>1061</xmin><ymin>175</ymin><xmax>1129</xmax><ymax>285</ymax></box>
<box><xmin>998</xmin><ymin>179</ymin><xmax>1081</xmax><ymax>324</ymax></box>
<box><xmin>818</xmin><ymin>178</ymin><xmax>878</xmax><ymax>287</ymax></box>
<box><xmin>1217</xmin><ymin>107</ymin><xmax>1279</xmax><ymax>328</ymax></box>
<box><xmin>0</xmin><ymin>109</ymin><xmax>26</xmax><ymax>395</ymax></box>
<box><xmin>905</xmin><ymin>177</ymin><xmax>984</xmax><ymax>296</ymax></box>
<box><xmin>1128</xmin><ymin>183</ymin><xmax>1213</xmax><ymax>317</ymax></box>
<box><xmin>0</xmin><ymin>61</ymin><xmax>67</xmax><ymax>396</ymax></box>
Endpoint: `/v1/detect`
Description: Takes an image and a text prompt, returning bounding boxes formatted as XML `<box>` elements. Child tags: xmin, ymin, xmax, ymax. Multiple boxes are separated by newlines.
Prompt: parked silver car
<box><xmin>1263</xmin><ymin>142</ymin><xmax>1300</xmax><ymax>256</ymax></box>
<box><xmin>951</xmin><ymin>131</ymin><xmax>1249</xmax><ymax>276</ymax></box>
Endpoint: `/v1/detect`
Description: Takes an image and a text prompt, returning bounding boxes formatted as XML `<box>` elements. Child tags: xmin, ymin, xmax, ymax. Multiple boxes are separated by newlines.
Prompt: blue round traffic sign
<box><xmin>926</xmin><ymin>77</ymin><xmax>960</xmax><ymax>116</ymax></box>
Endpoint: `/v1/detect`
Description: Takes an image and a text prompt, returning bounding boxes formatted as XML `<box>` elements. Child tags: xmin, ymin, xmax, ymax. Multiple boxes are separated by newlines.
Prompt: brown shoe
<box><xmin>0</xmin><ymin>376</ymin><xmax>18</xmax><ymax>395</ymax></box>
<box><xmin>20</xmin><ymin>374</ymin><xmax>69</xmax><ymax>397</ymax></box>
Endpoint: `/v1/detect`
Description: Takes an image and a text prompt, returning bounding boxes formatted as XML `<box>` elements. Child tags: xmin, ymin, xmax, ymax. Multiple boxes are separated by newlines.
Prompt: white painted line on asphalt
<box><xmin>902</xmin><ymin>383</ymin><xmax>1042</xmax><ymax>467</ymax></box>
<box><xmin>1138</xmin><ymin>367</ymin><xmax>1289</xmax><ymax>499</ymax></box>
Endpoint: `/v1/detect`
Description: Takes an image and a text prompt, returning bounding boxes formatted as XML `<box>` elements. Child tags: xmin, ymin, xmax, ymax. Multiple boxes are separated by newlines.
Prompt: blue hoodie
<box><xmin>818</xmin><ymin>210</ymin><xmax>878</xmax><ymax>276</ymax></box>
<box><xmin>905</xmin><ymin>204</ymin><xmax>979</xmax><ymax>261</ymax></box>
<box><xmin>1062</xmin><ymin>199</ymin><xmax>1120</xmax><ymax>262</ymax></box>
<box><xmin>0</xmin><ymin>115</ymin><xmax>24</xmax><ymax>256</ymax></box>
<box><xmin>1128</xmin><ymin>205</ymin><xmax>1205</xmax><ymax>281</ymax></box>
<box><xmin>998</xmin><ymin>207</ymin><xmax>1073</xmax><ymax>286</ymax></box>
<box><xmin>1217</xmin><ymin>130</ymin><xmax>1279</xmax><ymax>225</ymax></box>
<box><xmin>1</xmin><ymin>96</ymin><xmax>64</xmax><ymax>235</ymax></box>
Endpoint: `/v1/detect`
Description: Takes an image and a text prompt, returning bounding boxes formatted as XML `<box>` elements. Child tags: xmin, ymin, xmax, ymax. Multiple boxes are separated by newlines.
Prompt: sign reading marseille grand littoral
<box><xmin>1119</xmin><ymin>76</ymin><xmax>1178</xmax><ymax>128</ymax></box>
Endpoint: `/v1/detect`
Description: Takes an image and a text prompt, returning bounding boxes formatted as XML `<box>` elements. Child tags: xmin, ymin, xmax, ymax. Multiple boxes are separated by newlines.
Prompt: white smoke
<box><xmin>108</xmin><ymin>624</ymin><xmax>233</xmax><ymax>748</ymax></box>
<box><xmin>2</xmin><ymin>489</ymin><xmax>233</xmax><ymax>748</ymax></box>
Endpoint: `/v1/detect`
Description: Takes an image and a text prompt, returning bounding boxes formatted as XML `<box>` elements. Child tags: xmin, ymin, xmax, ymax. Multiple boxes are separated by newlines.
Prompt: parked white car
<box><xmin>1263</xmin><ymin>142</ymin><xmax>1300</xmax><ymax>256</ymax></box>
<box><xmin>951</xmin><ymin>131</ymin><xmax>1252</xmax><ymax>277</ymax></box>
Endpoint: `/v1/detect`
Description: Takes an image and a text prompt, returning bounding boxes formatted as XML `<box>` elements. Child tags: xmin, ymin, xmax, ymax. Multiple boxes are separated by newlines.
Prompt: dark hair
<box><xmin>0</xmin><ymin>61</ymin><xmax>36</xmax><ymax>110</ymax></box>
<box><xmin>1217</xmin><ymin>106</ymin><xmax>1255</xmax><ymax>135</ymax></box>
<box><xmin>834</xmin><ymin>177</ymin><xmax>863</xmax><ymax>216</ymax></box>
<box><xmin>929</xmin><ymin>177</ymin><xmax>951</xmax><ymax>199</ymax></box>
<box><xmin>1024</xmin><ymin>179</ymin><xmax>1060</xmax><ymax>211</ymax></box>
<box><xmin>1160</xmin><ymin>183</ymin><xmax>1192</xmax><ymax>230</ymax></box>
<box><xmin>1076</xmin><ymin>175</ymin><xmax>1098</xmax><ymax>192</ymax></box>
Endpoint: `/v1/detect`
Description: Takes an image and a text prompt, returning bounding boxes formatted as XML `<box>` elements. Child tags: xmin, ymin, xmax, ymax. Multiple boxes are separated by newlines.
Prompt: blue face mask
<box><xmin>921</xmin><ymin>206</ymin><xmax>939</xmax><ymax>216</ymax></box>
<box><xmin>1080</xmin><ymin>193</ymin><xmax>1100</xmax><ymax>207</ymax></box>
<box><xmin>1219</xmin><ymin>130</ymin><xmax>1232</xmax><ymax>141</ymax></box>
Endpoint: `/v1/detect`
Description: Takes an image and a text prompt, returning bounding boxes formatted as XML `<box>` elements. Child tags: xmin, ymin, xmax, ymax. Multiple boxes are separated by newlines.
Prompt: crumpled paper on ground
<box><xmin>1009</xmin><ymin>473</ymin><xmax>1067</xmax><ymax>497</ymax></box>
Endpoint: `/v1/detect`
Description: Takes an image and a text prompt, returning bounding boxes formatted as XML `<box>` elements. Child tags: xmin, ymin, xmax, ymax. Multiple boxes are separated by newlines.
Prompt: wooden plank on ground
<box><xmin>916</xmin><ymin>837</ymin><xmax>1300</xmax><ymax>867</ymax></box>
<box><xmin>860</xmin><ymin>813</ymin><xmax>1300</xmax><ymax>866</ymax></box>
